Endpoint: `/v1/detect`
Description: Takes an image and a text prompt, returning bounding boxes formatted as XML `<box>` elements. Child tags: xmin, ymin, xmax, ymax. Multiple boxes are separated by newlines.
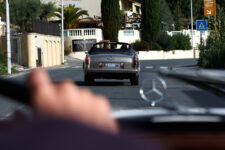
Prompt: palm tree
<box><xmin>40</xmin><ymin>2</ymin><xmax>57</xmax><ymax>21</ymax></box>
<box><xmin>56</xmin><ymin>4</ymin><xmax>89</xmax><ymax>29</ymax></box>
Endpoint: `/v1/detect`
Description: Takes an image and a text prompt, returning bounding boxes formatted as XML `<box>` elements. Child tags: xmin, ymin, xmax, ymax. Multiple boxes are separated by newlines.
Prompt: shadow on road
<box><xmin>74</xmin><ymin>81</ymin><xmax>131</xmax><ymax>87</ymax></box>
<box><xmin>183</xmin><ymin>90</ymin><xmax>225</xmax><ymax>108</ymax></box>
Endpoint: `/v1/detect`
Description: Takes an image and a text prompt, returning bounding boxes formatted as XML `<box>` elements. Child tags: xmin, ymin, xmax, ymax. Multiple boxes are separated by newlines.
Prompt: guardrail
<box><xmin>64</xmin><ymin>28</ymin><xmax>97</xmax><ymax>37</ymax></box>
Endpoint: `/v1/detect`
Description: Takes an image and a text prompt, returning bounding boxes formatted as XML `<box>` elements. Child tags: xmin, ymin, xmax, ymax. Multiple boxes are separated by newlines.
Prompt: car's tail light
<box><xmin>85</xmin><ymin>56</ymin><xmax>90</xmax><ymax>64</ymax></box>
<box><xmin>133</xmin><ymin>56</ymin><xmax>138</xmax><ymax>66</ymax></box>
<box><xmin>120</xmin><ymin>63</ymin><xmax>125</xmax><ymax>69</ymax></box>
<box><xmin>98</xmin><ymin>63</ymin><xmax>103</xmax><ymax>69</ymax></box>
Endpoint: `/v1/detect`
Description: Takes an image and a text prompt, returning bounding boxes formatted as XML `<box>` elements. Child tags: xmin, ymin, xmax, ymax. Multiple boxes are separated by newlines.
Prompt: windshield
<box><xmin>0</xmin><ymin>0</ymin><xmax>225</xmax><ymax>121</ymax></box>
<box><xmin>89</xmin><ymin>43</ymin><xmax>134</xmax><ymax>54</ymax></box>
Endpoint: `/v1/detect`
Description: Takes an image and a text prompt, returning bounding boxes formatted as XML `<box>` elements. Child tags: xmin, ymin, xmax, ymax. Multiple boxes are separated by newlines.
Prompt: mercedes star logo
<box><xmin>140</xmin><ymin>76</ymin><xmax>167</xmax><ymax>107</ymax></box>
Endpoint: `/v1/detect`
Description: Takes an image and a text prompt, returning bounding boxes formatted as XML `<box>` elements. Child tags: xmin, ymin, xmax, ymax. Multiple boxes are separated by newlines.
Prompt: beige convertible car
<box><xmin>83</xmin><ymin>42</ymin><xmax>140</xmax><ymax>85</ymax></box>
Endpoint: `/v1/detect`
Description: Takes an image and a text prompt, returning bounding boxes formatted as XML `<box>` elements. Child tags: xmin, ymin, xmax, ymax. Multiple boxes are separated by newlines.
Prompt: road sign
<box><xmin>204</xmin><ymin>0</ymin><xmax>215</xmax><ymax>16</ymax></box>
<box><xmin>196</xmin><ymin>20</ymin><xmax>207</xmax><ymax>31</ymax></box>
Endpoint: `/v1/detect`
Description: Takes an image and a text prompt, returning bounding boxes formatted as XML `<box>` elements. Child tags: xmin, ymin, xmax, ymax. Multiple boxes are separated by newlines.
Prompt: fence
<box><xmin>65</xmin><ymin>28</ymin><xmax>97</xmax><ymax>37</ymax></box>
<box><xmin>32</xmin><ymin>20</ymin><xmax>60</xmax><ymax>36</ymax></box>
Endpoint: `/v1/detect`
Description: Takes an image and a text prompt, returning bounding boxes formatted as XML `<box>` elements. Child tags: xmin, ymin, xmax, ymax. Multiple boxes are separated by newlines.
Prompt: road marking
<box><xmin>60</xmin><ymin>66</ymin><xmax>70</xmax><ymax>69</ymax></box>
<box><xmin>160</xmin><ymin>66</ymin><xmax>169</xmax><ymax>69</ymax></box>
<box><xmin>72</xmin><ymin>66</ymin><xmax>82</xmax><ymax>69</ymax></box>
<box><xmin>145</xmin><ymin>66</ymin><xmax>154</xmax><ymax>69</ymax></box>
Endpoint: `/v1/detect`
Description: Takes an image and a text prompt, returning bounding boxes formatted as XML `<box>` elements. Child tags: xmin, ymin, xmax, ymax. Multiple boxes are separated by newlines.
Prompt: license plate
<box><xmin>105</xmin><ymin>63</ymin><xmax>118</xmax><ymax>68</ymax></box>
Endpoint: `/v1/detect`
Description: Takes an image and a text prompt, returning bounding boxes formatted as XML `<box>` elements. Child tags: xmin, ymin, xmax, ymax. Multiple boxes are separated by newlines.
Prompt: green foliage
<box><xmin>0</xmin><ymin>2</ymin><xmax>5</xmax><ymax>21</ymax></box>
<box><xmin>132</xmin><ymin>40</ymin><xmax>150</xmax><ymax>51</ymax></box>
<box><xmin>171</xmin><ymin>34</ymin><xmax>191</xmax><ymax>50</ymax></box>
<box><xmin>10</xmin><ymin>0</ymin><xmax>43</xmax><ymax>32</ymax></box>
<box><xmin>166</xmin><ymin>0</ymin><xmax>203</xmax><ymax>20</ymax></box>
<box><xmin>157</xmin><ymin>32</ymin><xmax>172</xmax><ymax>51</ymax></box>
<box><xmin>199</xmin><ymin>44</ymin><xmax>225</xmax><ymax>68</ymax></box>
<box><xmin>40</xmin><ymin>2</ymin><xmax>57</xmax><ymax>21</ymax></box>
<box><xmin>0</xmin><ymin>47</ymin><xmax>20</xmax><ymax>75</ymax></box>
<box><xmin>56</xmin><ymin>4</ymin><xmax>89</xmax><ymax>29</ymax></box>
<box><xmin>157</xmin><ymin>32</ymin><xmax>191</xmax><ymax>50</ymax></box>
<box><xmin>101</xmin><ymin>0</ymin><xmax>120</xmax><ymax>42</ymax></box>
<box><xmin>0</xmin><ymin>48</ymin><xmax>7</xmax><ymax>75</ymax></box>
<box><xmin>173</xmin><ymin>0</ymin><xmax>184</xmax><ymax>30</ymax></box>
<box><xmin>0</xmin><ymin>0</ymin><xmax>57</xmax><ymax>32</ymax></box>
<box><xmin>160</xmin><ymin>0</ymin><xmax>174</xmax><ymax>31</ymax></box>
<box><xmin>199</xmin><ymin>5</ymin><xmax>225</xmax><ymax>69</ymax></box>
<box><xmin>141</xmin><ymin>0</ymin><xmax>160</xmax><ymax>48</ymax></box>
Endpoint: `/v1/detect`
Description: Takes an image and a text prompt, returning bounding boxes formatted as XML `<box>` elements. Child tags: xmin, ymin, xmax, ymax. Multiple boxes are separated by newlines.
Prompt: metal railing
<box><xmin>64</xmin><ymin>28</ymin><xmax>97</xmax><ymax>37</ymax></box>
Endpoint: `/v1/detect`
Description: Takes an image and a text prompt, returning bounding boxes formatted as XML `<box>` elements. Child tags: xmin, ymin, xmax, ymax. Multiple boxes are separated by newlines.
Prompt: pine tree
<box><xmin>141</xmin><ymin>0</ymin><xmax>160</xmax><ymax>48</ymax></box>
<box><xmin>101</xmin><ymin>0</ymin><xmax>120</xmax><ymax>42</ymax></box>
<box><xmin>173</xmin><ymin>0</ymin><xmax>184</xmax><ymax>30</ymax></box>
<box><xmin>160</xmin><ymin>0</ymin><xmax>174</xmax><ymax>31</ymax></box>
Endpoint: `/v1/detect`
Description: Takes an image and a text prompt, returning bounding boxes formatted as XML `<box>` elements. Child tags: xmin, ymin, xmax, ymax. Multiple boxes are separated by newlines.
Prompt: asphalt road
<box><xmin>0</xmin><ymin>58</ymin><xmax>225</xmax><ymax>118</ymax></box>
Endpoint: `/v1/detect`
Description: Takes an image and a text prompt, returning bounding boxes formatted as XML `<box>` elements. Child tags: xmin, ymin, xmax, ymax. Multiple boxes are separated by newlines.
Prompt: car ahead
<box><xmin>83</xmin><ymin>42</ymin><xmax>140</xmax><ymax>85</ymax></box>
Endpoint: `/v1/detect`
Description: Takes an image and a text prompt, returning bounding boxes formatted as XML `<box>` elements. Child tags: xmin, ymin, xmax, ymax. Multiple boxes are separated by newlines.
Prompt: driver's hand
<box><xmin>28</xmin><ymin>70</ymin><xmax>118</xmax><ymax>134</ymax></box>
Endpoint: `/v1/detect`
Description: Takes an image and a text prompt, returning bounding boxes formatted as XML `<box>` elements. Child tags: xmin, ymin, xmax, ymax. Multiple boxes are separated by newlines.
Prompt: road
<box><xmin>0</xmin><ymin>58</ymin><xmax>225</xmax><ymax>118</ymax></box>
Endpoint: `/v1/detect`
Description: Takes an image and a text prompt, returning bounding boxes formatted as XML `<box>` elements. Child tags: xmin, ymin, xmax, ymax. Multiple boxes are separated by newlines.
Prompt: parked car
<box><xmin>83</xmin><ymin>42</ymin><xmax>140</xmax><ymax>85</ymax></box>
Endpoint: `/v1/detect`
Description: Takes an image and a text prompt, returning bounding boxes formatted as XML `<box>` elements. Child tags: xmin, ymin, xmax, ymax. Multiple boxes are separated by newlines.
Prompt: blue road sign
<box><xmin>196</xmin><ymin>20</ymin><xmax>207</xmax><ymax>31</ymax></box>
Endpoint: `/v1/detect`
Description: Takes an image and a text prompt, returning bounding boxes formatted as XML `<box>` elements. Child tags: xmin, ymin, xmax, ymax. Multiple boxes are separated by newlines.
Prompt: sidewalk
<box><xmin>0</xmin><ymin>56</ymin><xmax>83</xmax><ymax>79</ymax></box>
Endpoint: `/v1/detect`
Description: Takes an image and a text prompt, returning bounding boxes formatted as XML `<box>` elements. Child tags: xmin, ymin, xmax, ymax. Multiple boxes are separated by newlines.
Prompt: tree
<box><xmin>160</xmin><ymin>0</ymin><xmax>174</xmax><ymax>31</ymax></box>
<box><xmin>166</xmin><ymin>0</ymin><xmax>204</xmax><ymax>20</ymax></box>
<box><xmin>101</xmin><ymin>0</ymin><xmax>120</xmax><ymax>42</ymax></box>
<box><xmin>173</xmin><ymin>0</ymin><xmax>184</xmax><ymax>30</ymax></box>
<box><xmin>141</xmin><ymin>0</ymin><xmax>160</xmax><ymax>48</ymax></box>
<box><xmin>0</xmin><ymin>2</ymin><xmax>5</xmax><ymax>21</ymax></box>
<box><xmin>56</xmin><ymin>4</ymin><xmax>89</xmax><ymax>29</ymax></box>
<box><xmin>9</xmin><ymin>0</ymin><xmax>42</xmax><ymax>32</ymax></box>
<box><xmin>40</xmin><ymin>2</ymin><xmax>57</xmax><ymax>21</ymax></box>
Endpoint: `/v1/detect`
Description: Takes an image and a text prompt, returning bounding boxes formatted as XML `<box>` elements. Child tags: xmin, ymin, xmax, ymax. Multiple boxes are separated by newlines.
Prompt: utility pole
<box><xmin>190</xmin><ymin>0</ymin><xmax>195</xmax><ymax>59</ymax></box>
<box><xmin>61</xmin><ymin>0</ymin><xmax>65</xmax><ymax>64</ymax></box>
<box><xmin>6</xmin><ymin>0</ymin><xmax>11</xmax><ymax>74</ymax></box>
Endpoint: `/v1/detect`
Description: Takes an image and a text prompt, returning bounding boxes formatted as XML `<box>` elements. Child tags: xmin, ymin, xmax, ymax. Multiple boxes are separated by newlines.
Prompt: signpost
<box><xmin>204</xmin><ymin>0</ymin><xmax>215</xmax><ymax>16</ymax></box>
<box><xmin>196</xmin><ymin>20</ymin><xmax>207</xmax><ymax>31</ymax></box>
<box><xmin>204</xmin><ymin>0</ymin><xmax>217</xmax><ymax>47</ymax></box>
<box><xmin>196</xmin><ymin>20</ymin><xmax>207</xmax><ymax>47</ymax></box>
<box><xmin>191</xmin><ymin>0</ymin><xmax>195</xmax><ymax>58</ymax></box>
<box><xmin>61</xmin><ymin>0</ymin><xmax>65</xmax><ymax>64</ymax></box>
<box><xmin>6</xmin><ymin>0</ymin><xmax>11</xmax><ymax>74</ymax></box>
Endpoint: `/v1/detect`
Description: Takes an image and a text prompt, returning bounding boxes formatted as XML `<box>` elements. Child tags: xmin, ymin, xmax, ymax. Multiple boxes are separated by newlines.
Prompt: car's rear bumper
<box><xmin>85</xmin><ymin>68</ymin><xmax>139</xmax><ymax>73</ymax></box>
<box><xmin>85</xmin><ymin>69</ymin><xmax>139</xmax><ymax>79</ymax></box>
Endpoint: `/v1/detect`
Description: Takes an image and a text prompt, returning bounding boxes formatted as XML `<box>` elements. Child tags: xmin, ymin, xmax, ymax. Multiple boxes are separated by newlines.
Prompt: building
<box><xmin>0</xmin><ymin>33</ymin><xmax>62</xmax><ymax>68</ymax></box>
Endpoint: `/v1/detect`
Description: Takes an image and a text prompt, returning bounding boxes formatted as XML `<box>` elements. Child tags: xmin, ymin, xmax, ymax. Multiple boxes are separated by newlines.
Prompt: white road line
<box><xmin>160</xmin><ymin>66</ymin><xmax>169</xmax><ymax>69</ymax></box>
<box><xmin>145</xmin><ymin>66</ymin><xmax>154</xmax><ymax>69</ymax></box>
<box><xmin>60</xmin><ymin>66</ymin><xmax>70</xmax><ymax>69</ymax></box>
<box><xmin>72</xmin><ymin>66</ymin><xmax>82</xmax><ymax>69</ymax></box>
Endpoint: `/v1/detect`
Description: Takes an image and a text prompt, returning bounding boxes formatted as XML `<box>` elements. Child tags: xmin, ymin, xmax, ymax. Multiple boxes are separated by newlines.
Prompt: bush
<box><xmin>65</xmin><ymin>48</ymin><xmax>72</xmax><ymax>56</ymax></box>
<box><xmin>199</xmin><ymin>37</ymin><xmax>225</xmax><ymax>68</ymax></box>
<box><xmin>157</xmin><ymin>32</ymin><xmax>171</xmax><ymax>51</ymax></box>
<box><xmin>0</xmin><ymin>50</ymin><xmax>7</xmax><ymax>75</ymax></box>
<box><xmin>0</xmin><ymin>48</ymin><xmax>19</xmax><ymax>75</ymax></box>
<box><xmin>132</xmin><ymin>40</ymin><xmax>150</xmax><ymax>51</ymax></box>
<box><xmin>170</xmin><ymin>34</ymin><xmax>192</xmax><ymax>50</ymax></box>
<box><xmin>198</xmin><ymin>4</ymin><xmax>225</xmax><ymax>69</ymax></box>
<box><xmin>157</xmin><ymin>32</ymin><xmax>191</xmax><ymax>51</ymax></box>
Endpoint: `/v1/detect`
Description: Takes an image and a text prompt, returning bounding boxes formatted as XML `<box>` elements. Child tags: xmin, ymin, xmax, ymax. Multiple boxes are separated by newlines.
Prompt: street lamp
<box><xmin>190</xmin><ymin>0</ymin><xmax>195</xmax><ymax>59</ymax></box>
<box><xmin>61</xmin><ymin>0</ymin><xmax>65</xmax><ymax>64</ymax></box>
<box><xmin>6</xmin><ymin>0</ymin><xmax>11</xmax><ymax>74</ymax></box>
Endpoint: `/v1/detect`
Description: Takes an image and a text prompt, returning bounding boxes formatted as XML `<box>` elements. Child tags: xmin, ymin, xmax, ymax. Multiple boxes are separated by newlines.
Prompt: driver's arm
<box><xmin>28</xmin><ymin>70</ymin><xmax>118</xmax><ymax>134</ymax></box>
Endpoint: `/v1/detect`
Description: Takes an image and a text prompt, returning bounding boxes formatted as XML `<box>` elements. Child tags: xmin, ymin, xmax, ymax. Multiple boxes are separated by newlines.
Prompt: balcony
<box><xmin>64</xmin><ymin>28</ymin><xmax>98</xmax><ymax>37</ymax></box>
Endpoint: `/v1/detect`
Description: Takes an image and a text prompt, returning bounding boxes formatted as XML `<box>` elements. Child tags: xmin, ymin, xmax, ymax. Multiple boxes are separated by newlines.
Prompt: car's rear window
<box><xmin>89</xmin><ymin>43</ymin><xmax>134</xmax><ymax>54</ymax></box>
